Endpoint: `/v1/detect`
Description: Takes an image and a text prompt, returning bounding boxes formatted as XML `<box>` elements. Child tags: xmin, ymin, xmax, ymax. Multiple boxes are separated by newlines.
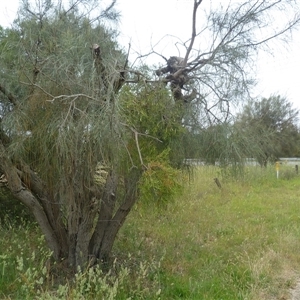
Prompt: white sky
<box><xmin>1</xmin><ymin>0</ymin><xmax>300</xmax><ymax>110</ymax></box>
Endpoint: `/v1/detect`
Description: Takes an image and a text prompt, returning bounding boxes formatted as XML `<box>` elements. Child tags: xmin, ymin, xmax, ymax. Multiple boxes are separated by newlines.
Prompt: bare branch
<box><xmin>183</xmin><ymin>0</ymin><xmax>204</xmax><ymax>67</ymax></box>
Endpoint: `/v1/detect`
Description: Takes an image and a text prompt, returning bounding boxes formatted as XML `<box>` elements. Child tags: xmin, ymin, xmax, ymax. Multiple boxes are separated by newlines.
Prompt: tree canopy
<box><xmin>235</xmin><ymin>95</ymin><xmax>300</xmax><ymax>166</ymax></box>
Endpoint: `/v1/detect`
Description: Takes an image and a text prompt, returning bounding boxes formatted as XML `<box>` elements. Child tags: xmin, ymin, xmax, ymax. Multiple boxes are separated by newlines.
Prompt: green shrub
<box><xmin>139</xmin><ymin>159</ymin><xmax>183</xmax><ymax>206</ymax></box>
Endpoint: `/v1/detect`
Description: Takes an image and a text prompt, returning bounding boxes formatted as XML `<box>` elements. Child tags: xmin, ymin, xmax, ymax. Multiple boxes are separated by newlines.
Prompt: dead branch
<box><xmin>183</xmin><ymin>0</ymin><xmax>204</xmax><ymax>67</ymax></box>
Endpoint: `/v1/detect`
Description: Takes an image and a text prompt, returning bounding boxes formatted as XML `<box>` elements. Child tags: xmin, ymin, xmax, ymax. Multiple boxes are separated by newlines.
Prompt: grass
<box><xmin>1</xmin><ymin>164</ymin><xmax>300</xmax><ymax>299</ymax></box>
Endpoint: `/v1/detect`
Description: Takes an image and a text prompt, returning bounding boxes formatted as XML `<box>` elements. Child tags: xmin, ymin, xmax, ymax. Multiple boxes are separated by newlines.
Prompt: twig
<box><xmin>46</xmin><ymin>94</ymin><xmax>96</xmax><ymax>102</ymax></box>
<box><xmin>134</xmin><ymin>130</ymin><xmax>147</xmax><ymax>170</ymax></box>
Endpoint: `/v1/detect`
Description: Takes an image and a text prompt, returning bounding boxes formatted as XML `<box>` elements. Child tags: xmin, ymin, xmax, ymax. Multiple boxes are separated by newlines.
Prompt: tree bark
<box><xmin>98</xmin><ymin>168</ymin><xmax>140</xmax><ymax>265</ymax></box>
<box><xmin>18</xmin><ymin>163</ymin><xmax>69</xmax><ymax>259</ymax></box>
<box><xmin>89</xmin><ymin>171</ymin><xmax>118</xmax><ymax>260</ymax></box>
<box><xmin>0</xmin><ymin>143</ymin><xmax>62</xmax><ymax>260</ymax></box>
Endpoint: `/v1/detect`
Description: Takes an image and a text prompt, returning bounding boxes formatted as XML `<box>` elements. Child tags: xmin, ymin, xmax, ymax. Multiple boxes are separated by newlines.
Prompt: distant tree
<box><xmin>183</xmin><ymin>122</ymin><xmax>261</xmax><ymax>173</ymax></box>
<box><xmin>235</xmin><ymin>95</ymin><xmax>300</xmax><ymax>166</ymax></box>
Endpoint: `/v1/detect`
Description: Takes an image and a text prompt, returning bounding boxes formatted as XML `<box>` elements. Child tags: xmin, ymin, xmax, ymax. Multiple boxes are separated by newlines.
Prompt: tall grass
<box><xmin>1</xmin><ymin>164</ymin><xmax>300</xmax><ymax>299</ymax></box>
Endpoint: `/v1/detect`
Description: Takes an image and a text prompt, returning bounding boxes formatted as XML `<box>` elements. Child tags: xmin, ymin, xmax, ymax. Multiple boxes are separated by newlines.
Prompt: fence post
<box><xmin>275</xmin><ymin>161</ymin><xmax>280</xmax><ymax>179</ymax></box>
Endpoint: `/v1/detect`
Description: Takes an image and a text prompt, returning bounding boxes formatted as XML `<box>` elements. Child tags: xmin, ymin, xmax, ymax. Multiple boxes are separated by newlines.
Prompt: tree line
<box><xmin>185</xmin><ymin>95</ymin><xmax>300</xmax><ymax>167</ymax></box>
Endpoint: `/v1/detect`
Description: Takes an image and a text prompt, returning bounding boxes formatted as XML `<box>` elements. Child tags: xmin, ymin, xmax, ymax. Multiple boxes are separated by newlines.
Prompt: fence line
<box><xmin>183</xmin><ymin>158</ymin><xmax>300</xmax><ymax>166</ymax></box>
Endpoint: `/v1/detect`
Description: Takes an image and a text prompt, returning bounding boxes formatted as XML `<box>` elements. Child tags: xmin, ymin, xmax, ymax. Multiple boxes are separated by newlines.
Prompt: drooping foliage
<box><xmin>235</xmin><ymin>95</ymin><xmax>300</xmax><ymax>166</ymax></box>
<box><xmin>120</xmin><ymin>82</ymin><xmax>184</xmax><ymax>205</ymax></box>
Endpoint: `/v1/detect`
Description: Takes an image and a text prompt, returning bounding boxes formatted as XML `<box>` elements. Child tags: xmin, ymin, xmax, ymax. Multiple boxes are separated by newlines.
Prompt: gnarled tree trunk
<box><xmin>0</xmin><ymin>140</ymin><xmax>141</xmax><ymax>269</ymax></box>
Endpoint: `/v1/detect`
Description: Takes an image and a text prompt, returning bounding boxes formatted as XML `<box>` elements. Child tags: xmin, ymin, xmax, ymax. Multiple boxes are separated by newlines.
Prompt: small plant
<box><xmin>139</xmin><ymin>161</ymin><xmax>183</xmax><ymax>206</ymax></box>
<box><xmin>31</xmin><ymin>255</ymin><xmax>163</xmax><ymax>299</ymax></box>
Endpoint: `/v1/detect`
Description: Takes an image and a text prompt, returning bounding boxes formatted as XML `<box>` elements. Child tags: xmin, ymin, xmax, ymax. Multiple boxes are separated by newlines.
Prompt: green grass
<box><xmin>1</xmin><ymin>165</ymin><xmax>300</xmax><ymax>299</ymax></box>
<box><xmin>117</xmin><ymin>164</ymin><xmax>300</xmax><ymax>299</ymax></box>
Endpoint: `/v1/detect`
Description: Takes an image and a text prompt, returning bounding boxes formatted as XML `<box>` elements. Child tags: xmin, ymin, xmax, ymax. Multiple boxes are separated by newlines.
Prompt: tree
<box><xmin>0</xmin><ymin>0</ymin><xmax>134</xmax><ymax>270</ymax></box>
<box><xmin>151</xmin><ymin>0</ymin><xmax>300</xmax><ymax>126</ymax></box>
<box><xmin>194</xmin><ymin>123</ymin><xmax>238</xmax><ymax>166</ymax></box>
<box><xmin>235</xmin><ymin>95</ymin><xmax>300</xmax><ymax>166</ymax></box>
<box><xmin>0</xmin><ymin>0</ymin><xmax>300</xmax><ymax>272</ymax></box>
<box><xmin>0</xmin><ymin>0</ymin><xmax>184</xmax><ymax>271</ymax></box>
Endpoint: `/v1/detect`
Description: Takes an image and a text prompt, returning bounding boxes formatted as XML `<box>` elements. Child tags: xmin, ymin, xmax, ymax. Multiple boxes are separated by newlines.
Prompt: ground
<box><xmin>290</xmin><ymin>281</ymin><xmax>300</xmax><ymax>300</ymax></box>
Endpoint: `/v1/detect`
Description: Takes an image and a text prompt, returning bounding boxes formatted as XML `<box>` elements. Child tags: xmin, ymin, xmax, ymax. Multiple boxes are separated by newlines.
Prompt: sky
<box><xmin>1</xmin><ymin>0</ymin><xmax>300</xmax><ymax>110</ymax></box>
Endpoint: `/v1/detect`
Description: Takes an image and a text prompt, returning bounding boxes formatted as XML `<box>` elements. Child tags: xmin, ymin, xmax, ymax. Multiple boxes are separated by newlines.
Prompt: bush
<box><xmin>139</xmin><ymin>159</ymin><xmax>183</xmax><ymax>207</ymax></box>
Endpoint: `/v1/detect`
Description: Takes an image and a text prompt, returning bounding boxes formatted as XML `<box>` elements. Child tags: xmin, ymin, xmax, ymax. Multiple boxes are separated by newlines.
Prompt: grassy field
<box><xmin>1</xmin><ymin>164</ymin><xmax>300</xmax><ymax>299</ymax></box>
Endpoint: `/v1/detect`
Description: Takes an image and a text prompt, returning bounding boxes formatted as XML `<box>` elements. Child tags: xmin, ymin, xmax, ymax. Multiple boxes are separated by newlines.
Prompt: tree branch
<box><xmin>183</xmin><ymin>0</ymin><xmax>203</xmax><ymax>67</ymax></box>
<box><xmin>0</xmin><ymin>142</ymin><xmax>62</xmax><ymax>259</ymax></box>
